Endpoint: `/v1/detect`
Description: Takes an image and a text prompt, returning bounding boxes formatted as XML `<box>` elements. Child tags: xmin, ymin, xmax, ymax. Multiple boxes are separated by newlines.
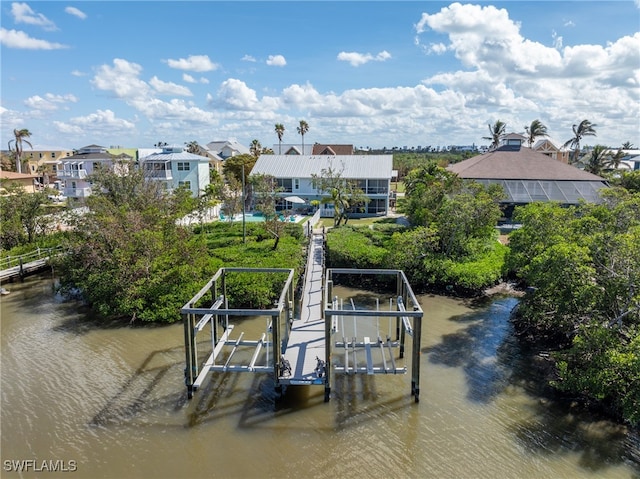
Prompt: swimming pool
<box><xmin>220</xmin><ymin>213</ymin><xmax>302</xmax><ymax>223</ymax></box>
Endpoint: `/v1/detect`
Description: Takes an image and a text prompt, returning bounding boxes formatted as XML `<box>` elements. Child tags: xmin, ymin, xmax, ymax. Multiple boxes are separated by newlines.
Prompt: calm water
<box><xmin>1</xmin><ymin>275</ymin><xmax>638</xmax><ymax>479</ymax></box>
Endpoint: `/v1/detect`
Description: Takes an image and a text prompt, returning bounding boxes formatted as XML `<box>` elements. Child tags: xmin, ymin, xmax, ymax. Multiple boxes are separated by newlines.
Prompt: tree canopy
<box><xmin>507</xmin><ymin>189</ymin><xmax>640</xmax><ymax>425</ymax></box>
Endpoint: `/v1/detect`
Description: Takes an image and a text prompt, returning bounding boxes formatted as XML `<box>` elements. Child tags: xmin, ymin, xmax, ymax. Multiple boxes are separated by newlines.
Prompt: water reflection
<box><xmin>1</xmin><ymin>277</ymin><xmax>638</xmax><ymax>479</ymax></box>
<box><xmin>426</xmin><ymin>296</ymin><xmax>520</xmax><ymax>404</ymax></box>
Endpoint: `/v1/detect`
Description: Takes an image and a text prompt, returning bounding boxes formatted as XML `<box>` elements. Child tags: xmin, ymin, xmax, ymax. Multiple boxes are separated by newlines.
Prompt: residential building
<box><xmin>205</xmin><ymin>140</ymin><xmax>250</xmax><ymax>159</ymax></box>
<box><xmin>57</xmin><ymin>145</ymin><xmax>133</xmax><ymax>199</ymax></box>
<box><xmin>139</xmin><ymin>145</ymin><xmax>210</xmax><ymax>197</ymax></box>
<box><xmin>532</xmin><ymin>138</ymin><xmax>570</xmax><ymax>163</ymax></box>
<box><xmin>272</xmin><ymin>144</ymin><xmax>314</xmax><ymax>155</ymax></box>
<box><xmin>0</xmin><ymin>171</ymin><xmax>40</xmax><ymax>194</ymax></box>
<box><xmin>447</xmin><ymin>138</ymin><xmax>609</xmax><ymax>219</ymax></box>
<box><xmin>250</xmin><ymin>154</ymin><xmax>393</xmax><ymax>217</ymax></box>
<box><xmin>21</xmin><ymin>149</ymin><xmax>74</xmax><ymax>186</ymax></box>
<box><xmin>311</xmin><ymin>144</ymin><xmax>354</xmax><ymax>155</ymax></box>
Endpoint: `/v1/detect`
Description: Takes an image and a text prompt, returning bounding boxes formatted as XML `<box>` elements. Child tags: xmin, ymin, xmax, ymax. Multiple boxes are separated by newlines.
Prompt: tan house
<box><xmin>311</xmin><ymin>144</ymin><xmax>354</xmax><ymax>155</ymax></box>
<box><xmin>532</xmin><ymin>138</ymin><xmax>570</xmax><ymax>163</ymax></box>
<box><xmin>0</xmin><ymin>171</ymin><xmax>40</xmax><ymax>194</ymax></box>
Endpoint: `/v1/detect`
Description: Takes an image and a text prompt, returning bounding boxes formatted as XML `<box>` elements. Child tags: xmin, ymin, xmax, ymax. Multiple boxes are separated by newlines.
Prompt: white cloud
<box><xmin>0</xmin><ymin>28</ymin><xmax>67</xmax><ymax>49</ymax></box>
<box><xmin>429</xmin><ymin>43</ymin><xmax>447</xmax><ymax>55</ymax></box>
<box><xmin>24</xmin><ymin>93</ymin><xmax>78</xmax><ymax>111</ymax></box>
<box><xmin>552</xmin><ymin>31</ymin><xmax>563</xmax><ymax>50</ymax></box>
<box><xmin>214</xmin><ymin>78</ymin><xmax>279</xmax><ymax>111</ymax></box>
<box><xmin>149</xmin><ymin>76</ymin><xmax>193</xmax><ymax>96</ymax></box>
<box><xmin>53</xmin><ymin>109</ymin><xmax>136</xmax><ymax>135</ymax></box>
<box><xmin>337</xmin><ymin>50</ymin><xmax>391</xmax><ymax>66</ymax></box>
<box><xmin>65</xmin><ymin>7</ymin><xmax>87</xmax><ymax>20</ymax></box>
<box><xmin>266</xmin><ymin>54</ymin><xmax>287</xmax><ymax>67</ymax></box>
<box><xmin>242</xmin><ymin>54</ymin><xmax>256</xmax><ymax>62</ymax></box>
<box><xmin>71</xmin><ymin>70</ymin><xmax>86</xmax><ymax>77</ymax></box>
<box><xmin>91</xmin><ymin>59</ymin><xmax>151</xmax><ymax>99</ymax></box>
<box><xmin>11</xmin><ymin>2</ymin><xmax>57</xmax><ymax>30</ymax></box>
<box><xmin>165</xmin><ymin>55</ymin><xmax>219</xmax><ymax>72</ymax></box>
<box><xmin>564</xmin><ymin>20</ymin><xmax>575</xmax><ymax>27</ymax></box>
<box><xmin>183</xmin><ymin>74</ymin><xmax>196</xmax><ymax>83</ymax></box>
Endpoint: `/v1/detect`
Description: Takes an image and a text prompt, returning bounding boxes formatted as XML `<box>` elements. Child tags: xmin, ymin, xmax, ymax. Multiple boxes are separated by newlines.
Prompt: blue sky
<box><xmin>1</xmin><ymin>1</ymin><xmax>639</xmax><ymax>151</ymax></box>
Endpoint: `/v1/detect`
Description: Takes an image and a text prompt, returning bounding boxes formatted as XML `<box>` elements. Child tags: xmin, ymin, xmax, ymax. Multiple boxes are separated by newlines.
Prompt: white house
<box><xmin>139</xmin><ymin>145</ymin><xmax>210</xmax><ymax>197</ymax></box>
<box><xmin>250</xmin><ymin>154</ymin><xmax>394</xmax><ymax>217</ymax></box>
<box><xmin>57</xmin><ymin>144</ymin><xmax>133</xmax><ymax>199</ymax></box>
<box><xmin>205</xmin><ymin>140</ymin><xmax>250</xmax><ymax>159</ymax></box>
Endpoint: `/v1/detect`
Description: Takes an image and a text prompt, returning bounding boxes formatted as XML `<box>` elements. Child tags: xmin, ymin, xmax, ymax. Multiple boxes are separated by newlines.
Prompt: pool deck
<box><xmin>220</xmin><ymin>213</ymin><xmax>305</xmax><ymax>223</ymax></box>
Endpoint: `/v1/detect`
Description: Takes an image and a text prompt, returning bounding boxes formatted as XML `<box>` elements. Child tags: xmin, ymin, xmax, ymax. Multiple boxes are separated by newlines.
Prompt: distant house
<box><xmin>0</xmin><ymin>171</ymin><xmax>40</xmax><ymax>194</ymax></box>
<box><xmin>311</xmin><ymin>144</ymin><xmax>354</xmax><ymax>155</ymax></box>
<box><xmin>447</xmin><ymin>139</ymin><xmax>609</xmax><ymax>218</ymax></box>
<box><xmin>250</xmin><ymin>154</ymin><xmax>393</xmax><ymax>217</ymax></box>
<box><xmin>57</xmin><ymin>145</ymin><xmax>133</xmax><ymax>199</ymax></box>
<box><xmin>532</xmin><ymin>138</ymin><xmax>570</xmax><ymax>164</ymax></box>
<box><xmin>605</xmin><ymin>149</ymin><xmax>640</xmax><ymax>171</ymax></box>
<box><xmin>139</xmin><ymin>145</ymin><xmax>210</xmax><ymax>197</ymax></box>
<box><xmin>273</xmin><ymin>144</ymin><xmax>314</xmax><ymax>155</ymax></box>
<box><xmin>205</xmin><ymin>140</ymin><xmax>250</xmax><ymax>159</ymax></box>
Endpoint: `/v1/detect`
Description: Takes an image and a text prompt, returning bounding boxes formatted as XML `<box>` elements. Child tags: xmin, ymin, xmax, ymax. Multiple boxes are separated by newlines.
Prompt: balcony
<box><xmin>144</xmin><ymin>170</ymin><xmax>173</xmax><ymax>180</ymax></box>
<box><xmin>58</xmin><ymin>169</ymin><xmax>88</xmax><ymax>179</ymax></box>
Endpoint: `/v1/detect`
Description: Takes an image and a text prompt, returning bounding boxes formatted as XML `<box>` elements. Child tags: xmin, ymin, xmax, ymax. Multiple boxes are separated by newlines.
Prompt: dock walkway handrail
<box><xmin>1</xmin><ymin>246</ymin><xmax>64</xmax><ymax>269</ymax></box>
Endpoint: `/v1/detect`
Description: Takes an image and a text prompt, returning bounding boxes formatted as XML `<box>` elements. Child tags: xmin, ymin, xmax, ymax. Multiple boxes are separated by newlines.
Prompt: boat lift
<box><xmin>182</xmin><ymin>267</ymin><xmax>295</xmax><ymax>399</ymax></box>
<box><xmin>182</xmin><ymin>236</ymin><xmax>423</xmax><ymax>403</ymax></box>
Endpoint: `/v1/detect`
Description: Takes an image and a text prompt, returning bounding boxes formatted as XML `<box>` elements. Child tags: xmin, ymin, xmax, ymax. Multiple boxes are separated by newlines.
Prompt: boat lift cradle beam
<box><xmin>324</xmin><ymin>268</ymin><xmax>423</xmax><ymax>402</ymax></box>
<box><xmin>182</xmin><ymin>267</ymin><xmax>295</xmax><ymax>399</ymax></box>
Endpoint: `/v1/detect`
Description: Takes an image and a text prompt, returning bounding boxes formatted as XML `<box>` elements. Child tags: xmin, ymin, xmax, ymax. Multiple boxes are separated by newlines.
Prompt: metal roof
<box><xmin>139</xmin><ymin>150</ymin><xmax>209</xmax><ymax>162</ymax></box>
<box><xmin>250</xmin><ymin>155</ymin><xmax>393</xmax><ymax>179</ymax></box>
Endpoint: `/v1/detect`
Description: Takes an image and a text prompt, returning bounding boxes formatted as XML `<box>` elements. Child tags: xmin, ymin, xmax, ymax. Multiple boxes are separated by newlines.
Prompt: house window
<box><xmin>294</xmin><ymin>179</ymin><xmax>300</xmax><ymax>190</ymax></box>
<box><xmin>51</xmin><ymin>152</ymin><xmax>56</xmax><ymax>158</ymax></box>
<box><xmin>177</xmin><ymin>162</ymin><xmax>190</xmax><ymax>171</ymax></box>
<box><xmin>178</xmin><ymin>180</ymin><xmax>191</xmax><ymax>189</ymax></box>
<box><xmin>277</xmin><ymin>178</ymin><xmax>293</xmax><ymax>192</ymax></box>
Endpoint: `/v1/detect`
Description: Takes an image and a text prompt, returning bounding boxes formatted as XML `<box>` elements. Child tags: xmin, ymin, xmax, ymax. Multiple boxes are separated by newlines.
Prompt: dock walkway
<box><xmin>280</xmin><ymin>231</ymin><xmax>326</xmax><ymax>385</ymax></box>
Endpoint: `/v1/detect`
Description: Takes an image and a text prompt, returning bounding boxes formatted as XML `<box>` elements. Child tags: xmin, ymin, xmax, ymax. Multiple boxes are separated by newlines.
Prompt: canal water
<box><xmin>1</xmin><ymin>275</ymin><xmax>638</xmax><ymax>479</ymax></box>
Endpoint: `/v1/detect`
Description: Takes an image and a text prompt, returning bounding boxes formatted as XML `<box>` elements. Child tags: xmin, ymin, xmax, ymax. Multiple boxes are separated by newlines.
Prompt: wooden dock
<box><xmin>0</xmin><ymin>248</ymin><xmax>60</xmax><ymax>283</ymax></box>
<box><xmin>280</xmin><ymin>232</ymin><xmax>326</xmax><ymax>385</ymax></box>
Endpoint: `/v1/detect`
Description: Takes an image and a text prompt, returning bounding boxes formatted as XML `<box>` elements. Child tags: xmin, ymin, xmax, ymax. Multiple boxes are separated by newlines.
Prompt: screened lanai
<box><xmin>448</xmin><ymin>144</ymin><xmax>609</xmax><ymax>211</ymax></box>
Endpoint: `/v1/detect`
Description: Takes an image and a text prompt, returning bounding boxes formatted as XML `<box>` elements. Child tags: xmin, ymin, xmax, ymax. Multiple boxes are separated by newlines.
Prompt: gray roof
<box><xmin>206</xmin><ymin>140</ymin><xmax>250</xmax><ymax>155</ymax></box>
<box><xmin>448</xmin><ymin>146</ymin><xmax>608</xmax><ymax>204</ymax></box>
<box><xmin>447</xmin><ymin>146</ymin><xmax>605</xmax><ymax>181</ymax></box>
<box><xmin>251</xmin><ymin>155</ymin><xmax>393</xmax><ymax>179</ymax></box>
<box><xmin>140</xmin><ymin>148</ymin><xmax>209</xmax><ymax>162</ymax></box>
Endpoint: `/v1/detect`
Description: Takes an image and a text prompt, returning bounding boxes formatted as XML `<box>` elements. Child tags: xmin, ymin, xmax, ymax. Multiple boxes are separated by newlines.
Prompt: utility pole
<box><xmin>242</xmin><ymin>162</ymin><xmax>246</xmax><ymax>244</ymax></box>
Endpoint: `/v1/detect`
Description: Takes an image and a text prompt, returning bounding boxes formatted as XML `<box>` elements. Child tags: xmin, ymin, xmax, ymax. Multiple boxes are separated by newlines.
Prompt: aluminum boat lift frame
<box><xmin>323</xmin><ymin>268</ymin><xmax>424</xmax><ymax>403</ymax></box>
<box><xmin>182</xmin><ymin>243</ymin><xmax>423</xmax><ymax>403</ymax></box>
<box><xmin>182</xmin><ymin>267</ymin><xmax>295</xmax><ymax>399</ymax></box>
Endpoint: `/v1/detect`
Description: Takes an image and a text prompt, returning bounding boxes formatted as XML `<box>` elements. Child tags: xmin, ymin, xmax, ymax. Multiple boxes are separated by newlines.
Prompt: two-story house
<box><xmin>57</xmin><ymin>145</ymin><xmax>132</xmax><ymax>199</ymax></box>
<box><xmin>250</xmin><ymin>154</ymin><xmax>393</xmax><ymax>217</ymax></box>
<box><xmin>139</xmin><ymin>145</ymin><xmax>210</xmax><ymax>197</ymax></box>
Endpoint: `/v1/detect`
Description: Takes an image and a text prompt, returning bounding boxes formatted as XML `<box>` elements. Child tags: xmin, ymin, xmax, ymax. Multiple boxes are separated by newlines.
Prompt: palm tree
<box><xmin>622</xmin><ymin>141</ymin><xmax>634</xmax><ymax>150</ymax></box>
<box><xmin>297</xmin><ymin>120</ymin><xmax>309</xmax><ymax>153</ymax></box>
<box><xmin>249</xmin><ymin>139</ymin><xmax>262</xmax><ymax>158</ymax></box>
<box><xmin>581</xmin><ymin>144</ymin><xmax>609</xmax><ymax>176</ymax></box>
<box><xmin>7</xmin><ymin>128</ymin><xmax>33</xmax><ymax>174</ymax></box>
<box><xmin>524</xmin><ymin>119</ymin><xmax>548</xmax><ymax>147</ymax></box>
<box><xmin>274</xmin><ymin>123</ymin><xmax>285</xmax><ymax>154</ymax></box>
<box><xmin>563</xmin><ymin>119</ymin><xmax>597</xmax><ymax>164</ymax></box>
<box><xmin>482</xmin><ymin>120</ymin><xmax>506</xmax><ymax>150</ymax></box>
<box><xmin>184</xmin><ymin>140</ymin><xmax>200</xmax><ymax>154</ymax></box>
